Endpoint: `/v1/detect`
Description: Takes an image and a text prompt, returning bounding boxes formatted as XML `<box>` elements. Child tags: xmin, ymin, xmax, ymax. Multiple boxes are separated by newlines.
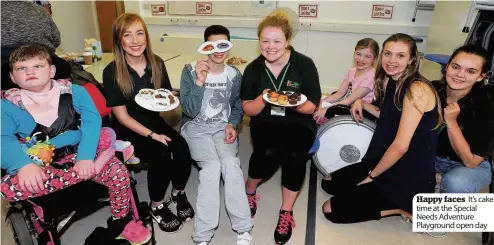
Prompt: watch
<box><xmin>147</xmin><ymin>131</ymin><xmax>155</xmax><ymax>139</ymax></box>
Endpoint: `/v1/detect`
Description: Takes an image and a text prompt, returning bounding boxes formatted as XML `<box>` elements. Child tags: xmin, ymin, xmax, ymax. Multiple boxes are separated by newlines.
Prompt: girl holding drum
<box><xmin>321</xmin><ymin>33</ymin><xmax>442</xmax><ymax>223</ymax></box>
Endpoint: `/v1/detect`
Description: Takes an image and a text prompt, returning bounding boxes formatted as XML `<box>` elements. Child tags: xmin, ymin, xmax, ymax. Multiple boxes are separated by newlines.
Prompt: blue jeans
<box><xmin>435</xmin><ymin>156</ymin><xmax>492</xmax><ymax>193</ymax></box>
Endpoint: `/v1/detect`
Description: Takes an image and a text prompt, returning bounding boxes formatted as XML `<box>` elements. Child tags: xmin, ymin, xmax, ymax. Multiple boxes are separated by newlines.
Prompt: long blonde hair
<box><xmin>374</xmin><ymin>33</ymin><xmax>443</xmax><ymax>127</ymax></box>
<box><xmin>112</xmin><ymin>13</ymin><xmax>162</xmax><ymax>98</ymax></box>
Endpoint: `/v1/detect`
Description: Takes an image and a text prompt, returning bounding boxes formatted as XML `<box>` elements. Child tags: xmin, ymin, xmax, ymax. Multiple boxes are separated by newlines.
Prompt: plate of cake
<box><xmin>263</xmin><ymin>90</ymin><xmax>307</xmax><ymax>107</ymax></box>
<box><xmin>135</xmin><ymin>88</ymin><xmax>179</xmax><ymax>112</ymax></box>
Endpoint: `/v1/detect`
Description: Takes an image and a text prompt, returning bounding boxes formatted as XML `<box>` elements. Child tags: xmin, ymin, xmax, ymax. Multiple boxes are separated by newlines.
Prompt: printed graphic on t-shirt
<box><xmin>342</xmin><ymin>80</ymin><xmax>353</xmax><ymax>100</ymax></box>
<box><xmin>195</xmin><ymin>73</ymin><xmax>232</xmax><ymax>123</ymax></box>
<box><xmin>287</xmin><ymin>80</ymin><xmax>300</xmax><ymax>89</ymax></box>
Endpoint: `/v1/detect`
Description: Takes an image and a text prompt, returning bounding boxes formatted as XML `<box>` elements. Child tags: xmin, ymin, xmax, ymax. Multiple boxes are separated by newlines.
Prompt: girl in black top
<box><xmin>434</xmin><ymin>44</ymin><xmax>494</xmax><ymax>193</ymax></box>
<box><xmin>321</xmin><ymin>33</ymin><xmax>442</xmax><ymax>223</ymax></box>
<box><xmin>240</xmin><ymin>13</ymin><xmax>321</xmax><ymax>244</ymax></box>
<box><xmin>102</xmin><ymin>13</ymin><xmax>194</xmax><ymax>233</ymax></box>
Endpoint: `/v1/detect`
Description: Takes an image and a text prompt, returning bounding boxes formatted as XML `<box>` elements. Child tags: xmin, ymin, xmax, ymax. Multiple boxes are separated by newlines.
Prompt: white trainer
<box><xmin>237</xmin><ymin>232</ymin><xmax>253</xmax><ymax>245</ymax></box>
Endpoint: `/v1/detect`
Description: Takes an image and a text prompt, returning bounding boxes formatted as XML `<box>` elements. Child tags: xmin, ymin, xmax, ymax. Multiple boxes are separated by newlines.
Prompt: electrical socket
<box><xmin>187</xmin><ymin>19</ymin><xmax>198</xmax><ymax>26</ymax></box>
<box><xmin>300</xmin><ymin>22</ymin><xmax>311</xmax><ymax>31</ymax></box>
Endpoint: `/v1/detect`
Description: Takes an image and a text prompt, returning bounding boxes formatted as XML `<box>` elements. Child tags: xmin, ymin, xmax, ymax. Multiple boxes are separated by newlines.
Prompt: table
<box><xmin>85</xmin><ymin>53</ymin><xmax>250</xmax><ymax>90</ymax></box>
<box><xmin>84</xmin><ymin>53</ymin><xmax>180</xmax><ymax>86</ymax></box>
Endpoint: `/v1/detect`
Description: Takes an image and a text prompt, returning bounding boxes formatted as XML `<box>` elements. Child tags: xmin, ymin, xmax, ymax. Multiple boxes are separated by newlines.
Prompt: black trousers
<box><xmin>321</xmin><ymin>161</ymin><xmax>398</xmax><ymax>224</ymax></box>
<box><xmin>113</xmin><ymin>119</ymin><xmax>192</xmax><ymax>202</ymax></box>
<box><xmin>248</xmin><ymin>122</ymin><xmax>315</xmax><ymax>192</ymax></box>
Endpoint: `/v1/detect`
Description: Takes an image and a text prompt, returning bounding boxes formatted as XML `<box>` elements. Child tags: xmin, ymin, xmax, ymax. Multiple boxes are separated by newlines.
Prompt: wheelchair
<box><xmin>2</xmin><ymin>83</ymin><xmax>157</xmax><ymax>245</ymax></box>
<box><xmin>5</xmin><ymin>174</ymin><xmax>156</xmax><ymax>245</ymax></box>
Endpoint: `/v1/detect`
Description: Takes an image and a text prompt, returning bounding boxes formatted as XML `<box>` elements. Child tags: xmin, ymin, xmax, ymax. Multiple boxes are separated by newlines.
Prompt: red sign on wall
<box><xmin>196</xmin><ymin>2</ymin><xmax>212</xmax><ymax>15</ymax></box>
<box><xmin>299</xmin><ymin>4</ymin><xmax>318</xmax><ymax>18</ymax></box>
<box><xmin>371</xmin><ymin>5</ymin><xmax>393</xmax><ymax>19</ymax></box>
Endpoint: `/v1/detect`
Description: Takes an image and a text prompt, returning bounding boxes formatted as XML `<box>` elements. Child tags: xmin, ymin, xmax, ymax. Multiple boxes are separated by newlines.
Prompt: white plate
<box><xmin>263</xmin><ymin>91</ymin><xmax>307</xmax><ymax>107</ymax></box>
<box><xmin>135</xmin><ymin>89</ymin><xmax>180</xmax><ymax>112</ymax></box>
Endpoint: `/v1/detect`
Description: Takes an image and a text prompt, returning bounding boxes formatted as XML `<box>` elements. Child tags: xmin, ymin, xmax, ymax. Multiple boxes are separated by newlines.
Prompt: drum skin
<box><xmin>312</xmin><ymin>114</ymin><xmax>376</xmax><ymax>177</ymax></box>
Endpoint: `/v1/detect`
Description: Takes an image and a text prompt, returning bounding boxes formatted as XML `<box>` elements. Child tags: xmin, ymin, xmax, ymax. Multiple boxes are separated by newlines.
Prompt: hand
<box><xmin>152</xmin><ymin>133</ymin><xmax>171</xmax><ymax>146</ymax></box>
<box><xmin>350</xmin><ymin>99</ymin><xmax>364</xmax><ymax>125</ymax></box>
<box><xmin>224</xmin><ymin>124</ymin><xmax>237</xmax><ymax>144</ymax></box>
<box><xmin>94</xmin><ymin>148</ymin><xmax>116</xmax><ymax>174</ymax></box>
<box><xmin>313</xmin><ymin>107</ymin><xmax>328</xmax><ymax>123</ymax></box>
<box><xmin>17</xmin><ymin>163</ymin><xmax>47</xmax><ymax>193</ymax></box>
<box><xmin>195</xmin><ymin>60</ymin><xmax>209</xmax><ymax>86</ymax></box>
<box><xmin>74</xmin><ymin>160</ymin><xmax>95</xmax><ymax>180</ymax></box>
<box><xmin>444</xmin><ymin>102</ymin><xmax>460</xmax><ymax>124</ymax></box>
<box><xmin>357</xmin><ymin>176</ymin><xmax>373</xmax><ymax>186</ymax></box>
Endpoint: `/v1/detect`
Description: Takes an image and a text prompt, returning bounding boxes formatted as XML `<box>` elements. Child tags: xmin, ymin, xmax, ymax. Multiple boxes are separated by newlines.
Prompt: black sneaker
<box><xmin>274</xmin><ymin>210</ymin><xmax>295</xmax><ymax>245</ymax></box>
<box><xmin>150</xmin><ymin>200</ymin><xmax>183</xmax><ymax>233</ymax></box>
<box><xmin>246</xmin><ymin>193</ymin><xmax>259</xmax><ymax>218</ymax></box>
<box><xmin>171</xmin><ymin>191</ymin><xmax>195</xmax><ymax>222</ymax></box>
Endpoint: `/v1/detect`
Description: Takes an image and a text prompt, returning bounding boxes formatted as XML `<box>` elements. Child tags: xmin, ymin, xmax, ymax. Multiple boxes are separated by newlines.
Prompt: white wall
<box><xmin>420</xmin><ymin>1</ymin><xmax>474</xmax><ymax>81</ymax></box>
<box><xmin>51</xmin><ymin>1</ymin><xmax>100</xmax><ymax>53</ymax></box>
<box><xmin>124</xmin><ymin>1</ymin><xmax>437</xmax><ymax>92</ymax></box>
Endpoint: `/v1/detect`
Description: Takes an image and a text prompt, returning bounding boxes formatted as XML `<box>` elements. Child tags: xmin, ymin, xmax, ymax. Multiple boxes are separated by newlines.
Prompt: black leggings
<box><xmin>321</xmin><ymin>161</ymin><xmax>398</xmax><ymax>224</ymax></box>
<box><xmin>114</xmin><ymin>120</ymin><xmax>192</xmax><ymax>202</ymax></box>
<box><xmin>248</xmin><ymin>122</ymin><xmax>315</xmax><ymax>192</ymax></box>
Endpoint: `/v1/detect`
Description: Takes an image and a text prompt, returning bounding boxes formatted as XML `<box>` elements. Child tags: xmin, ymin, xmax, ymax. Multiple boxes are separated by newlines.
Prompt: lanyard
<box><xmin>265</xmin><ymin>63</ymin><xmax>291</xmax><ymax>92</ymax></box>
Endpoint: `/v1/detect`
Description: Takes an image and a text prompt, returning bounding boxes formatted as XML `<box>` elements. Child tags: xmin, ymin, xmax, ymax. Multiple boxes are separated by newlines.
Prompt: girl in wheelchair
<box><xmin>321</xmin><ymin>33</ymin><xmax>442</xmax><ymax>224</ymax></box>
<box><xmin>434</xmin><ymin>44</ymin><xmax>494</xmax><ymax>194</ymax></box>
<box><xmin>1</xmin><ymin>45</ymin><xmax>151</xmax><ymax>245</ymax></box>
<box><xmin>313</xmin><ymin>38</ymin><xmax>379</xmax><ymax>125</ymax></box>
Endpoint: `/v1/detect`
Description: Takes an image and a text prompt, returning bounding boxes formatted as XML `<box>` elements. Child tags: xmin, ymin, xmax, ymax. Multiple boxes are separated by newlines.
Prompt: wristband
<box><xmin>147</xmin><ymin>131</ymin><xmax>155</xmax><ymax>139</ymax></box>
<box><xmin>368</xmin><ymin>171</ymin><xmax>377</xmax><ymax>180</ymax></box>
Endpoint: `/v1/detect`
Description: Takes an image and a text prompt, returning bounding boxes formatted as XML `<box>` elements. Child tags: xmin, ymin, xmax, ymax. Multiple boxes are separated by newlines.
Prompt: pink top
<box><xmin>340</xmin><ymin>67</ymin><xmax>375</xmax><ymax>103</ymax></box>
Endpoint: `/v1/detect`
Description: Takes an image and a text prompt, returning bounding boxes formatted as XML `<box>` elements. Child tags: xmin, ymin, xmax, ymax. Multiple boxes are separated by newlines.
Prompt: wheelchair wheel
<box><xmin>8</xmin><ymin>209</ymin><xmax>36</xmax><ymax>245</ymax></box>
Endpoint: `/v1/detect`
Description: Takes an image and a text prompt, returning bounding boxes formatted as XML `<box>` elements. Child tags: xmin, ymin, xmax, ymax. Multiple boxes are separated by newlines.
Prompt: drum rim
<box><xmin>313</xmin><ymin>114</ymin><xmax>376</xmax><ymax>177</ymax></box>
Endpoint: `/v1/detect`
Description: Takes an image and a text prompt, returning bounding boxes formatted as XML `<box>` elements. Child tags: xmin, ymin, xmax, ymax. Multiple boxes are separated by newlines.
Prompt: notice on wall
<box><xmin>151</xmin><ymin>4</ymin><xmax>166</xmax><ymax>16</ymax></box>
<box><xmin>196</xmin><ymin>2</ymin><xmax>213</xmax><ymax>15</ymax></box>
<box><xmin>413</xmin><ymin>194</ymin><xmax>494</xmax><ymax>232</ymax></box>
<box><xmin>299</xmin><ymin>4</ymin><xmax>318</xmax><ymax>18</ymax></box>
<box><xmin>371</xmin><ymin>5</ymin><xmax>393</xmax><ymax>19</ymax></box>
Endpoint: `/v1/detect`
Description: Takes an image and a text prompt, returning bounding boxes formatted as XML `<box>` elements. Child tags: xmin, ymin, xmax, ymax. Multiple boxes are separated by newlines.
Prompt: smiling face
<box><xmin>120</xmin><ymin>22</ymin><xmax>147</xmax><ymax>58</ymax></box>
<box><xmin>445</xmin><ymin>52</ymin><xmax>486</xmax><ymax>92</ymax></box>
<box><xmin>207</xmin><ymin>34</ymin><xmax>229</xmax><ymax>64</ymax></box>
<box><xmin>354</xmin><ymin>47</ymin><xmax>375</xmax><ymax>71</ymax></box>
<box><xmin>381</xmin><ymin>41</ymin><xmax>412</xmax><ymax>80</ymax></box>
<box><xmin>10</xmin><ymin>58</ymin><xmax>55</xmax><ymax>92</ymax></box>
<box><xmin>259</xmin><ymin>26</ymin><xmax>288</xmax><ymax>63</ymax></box>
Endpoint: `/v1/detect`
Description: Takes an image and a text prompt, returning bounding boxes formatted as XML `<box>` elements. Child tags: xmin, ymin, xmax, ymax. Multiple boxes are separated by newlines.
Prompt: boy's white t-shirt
<box><xmin>194</xmin><ymin>67</ymin><xmax>231</xmax><ymax>124</ymax></box>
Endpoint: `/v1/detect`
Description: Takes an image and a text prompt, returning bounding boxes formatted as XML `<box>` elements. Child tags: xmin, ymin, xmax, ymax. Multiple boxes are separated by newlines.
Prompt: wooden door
<box><xmin>95</xmin><ymin>1</ymin><xmax>125</xmax><ymax>52</ymax></box>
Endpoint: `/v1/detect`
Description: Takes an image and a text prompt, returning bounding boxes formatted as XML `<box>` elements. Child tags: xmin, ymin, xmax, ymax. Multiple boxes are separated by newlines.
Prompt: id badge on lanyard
<box><xmin>266</xmin><ymin>63</ymin><xmax>290</xmax><ymax>117</ymax></box>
